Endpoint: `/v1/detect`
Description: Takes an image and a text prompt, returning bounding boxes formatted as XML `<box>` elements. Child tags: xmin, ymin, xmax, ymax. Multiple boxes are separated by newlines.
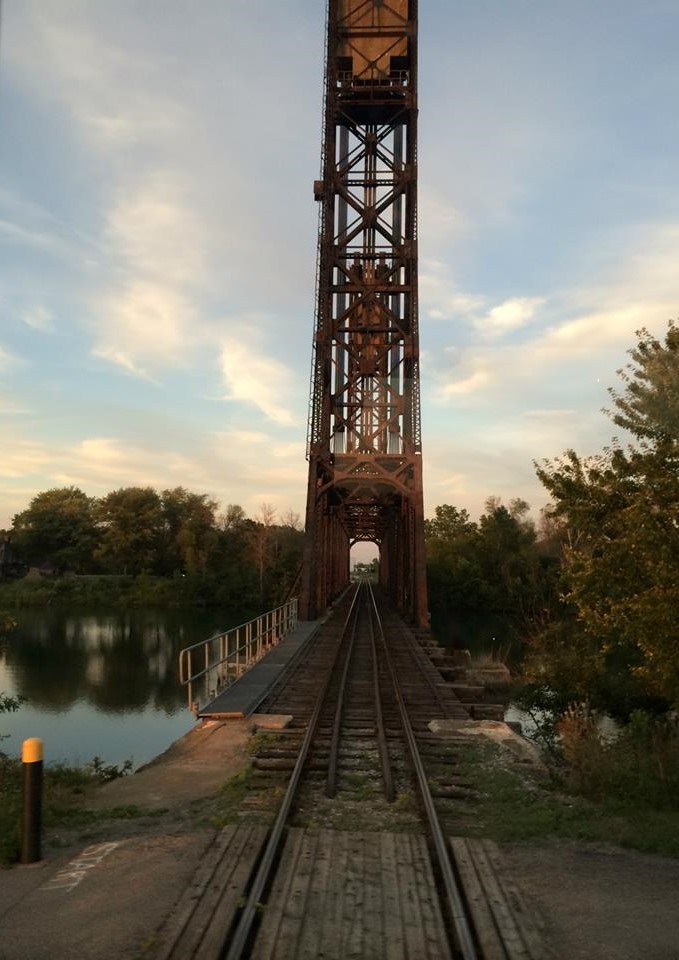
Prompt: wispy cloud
<box><xmin>0</xmin><ymin>345</ymin><xmax>16</xmax><ymax>370</ymax></box>
<box><xmin>0</xmin><ymin>436</ymin><xmax>52</xmax><ymax>479</ymax></box>
<box><xmin>105</xmin><ymin>177</ymin><xmax>207</xmax><ymax>288</ymax></box>
<box><xmin>441</xmin><ymin>369</ymin><xmax>490</xmax><ymax>397</ymax></box>
<box><xmin>93</xmin><ymin>281</ymin><xmax>196</xmax><ymax>375</ymax></box>
<box><xmin>220</xmin><ymin>330</ymin><xmax>295</xmax><ymax>425</ymax></box>
<box><xmin>213</xmin><ymin>430</ymin><xmax>269</xmax><ymax>447</ymax></box>
<box><xmin>22</xmin><ymin>306</ymin><xmax>55</xmax><ymax>333</ymax></box>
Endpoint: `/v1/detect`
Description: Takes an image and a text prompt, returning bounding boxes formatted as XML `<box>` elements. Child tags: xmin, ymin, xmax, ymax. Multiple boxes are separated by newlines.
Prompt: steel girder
<box><xmin>301</xmin><ymin>0</ymin><xmax>427</xmax><ymax>626</ymax></box>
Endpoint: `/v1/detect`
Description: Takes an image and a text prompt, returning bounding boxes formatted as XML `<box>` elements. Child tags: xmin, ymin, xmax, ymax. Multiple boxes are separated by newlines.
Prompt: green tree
<box><xmin>534</xmin><ymin>322</ymin><xmax>679</xmax><ymax>712</ymax></box>
<box><xmin>96</xmin><ymin>487</ymin><xmax>163</xmax><ymax>574</ymax></box>
<box><xmin>159</xmin><ymin>488</ymin><xmax>219</xmax><ymax>575</ymax></box>
<box><xmin>11</xmin><ymin>487</ymin><xmax>99</xmax><ymax>571</ymax></box>
<box><xmin>424</xmin><ymin>504</ymin><xmax>482</xmax><ymax>618</ymax></box>
<box><xmin>476</xmin><ymin>498</ymin><xmax>543</xmax><ymax>617</ymax></box>
<box><xmin>209</xmin><ymin>506</ymin><xmax>259</xmax><ymax>606</ymax></box>
<box><xmin>606</xmin><ymin>320</ymin><xmax>679</xmax><ymax>443</ymax></box>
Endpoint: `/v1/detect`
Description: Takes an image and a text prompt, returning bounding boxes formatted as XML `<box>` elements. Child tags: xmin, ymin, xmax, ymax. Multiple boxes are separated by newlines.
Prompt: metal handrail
<box><xmin>178</xmin><ymin>598</ymin><xmax>298</xmax><ymax>713</ymax></box>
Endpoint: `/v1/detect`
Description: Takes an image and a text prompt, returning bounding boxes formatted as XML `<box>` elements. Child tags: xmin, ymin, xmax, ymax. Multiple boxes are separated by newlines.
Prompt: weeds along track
<box><xmin>220</xmin><ymin>583</ymin><xmax>482</xmax><ymax>960</ymax></box>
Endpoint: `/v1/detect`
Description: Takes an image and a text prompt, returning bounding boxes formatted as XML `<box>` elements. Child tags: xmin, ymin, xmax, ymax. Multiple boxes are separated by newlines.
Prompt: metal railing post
<box><xmin>177</xmin><ymin>598</ymin><xmax>300</xmax><ymax>713</ymax></box>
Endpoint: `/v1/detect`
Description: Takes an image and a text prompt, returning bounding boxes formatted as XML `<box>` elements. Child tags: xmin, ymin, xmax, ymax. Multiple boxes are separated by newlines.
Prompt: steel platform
<box><xmin>198</xmin><ymin>619</ymin><xmax>321</xmax><ymax>719</ymax></box>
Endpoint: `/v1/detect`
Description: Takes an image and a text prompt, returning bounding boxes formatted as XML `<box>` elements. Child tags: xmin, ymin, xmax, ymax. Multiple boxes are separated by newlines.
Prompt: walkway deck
<box><xmin>198</xmin><ymin>619</ymin><xmax>321</xmax><ymax>719</ymax></box>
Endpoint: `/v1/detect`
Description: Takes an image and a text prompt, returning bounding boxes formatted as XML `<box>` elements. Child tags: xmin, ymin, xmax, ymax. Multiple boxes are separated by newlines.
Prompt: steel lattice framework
<box><xmin>300</xmin><ymin>0</ymin><xmax>427</xmax><ymax>626</ymax></box>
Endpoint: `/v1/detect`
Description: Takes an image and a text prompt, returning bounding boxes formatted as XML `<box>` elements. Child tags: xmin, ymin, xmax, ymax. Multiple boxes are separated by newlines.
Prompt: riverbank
<box><xmin>2</xmin><ymin>719</ymin><xmax>679</xmax><ymax>958</ymax></box>
<box><xmin>0</xmin><ymin>574</ymin><xmax>264</xmax><ymax>610</ymax></box>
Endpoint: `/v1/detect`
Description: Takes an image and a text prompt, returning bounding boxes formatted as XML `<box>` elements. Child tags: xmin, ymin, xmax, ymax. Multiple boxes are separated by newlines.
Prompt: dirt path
<box><xmin>85</xmin><ymin>717</ymin><xmax>251</xmax><ymax>812</ymax></box>
<box><xmin>505</xmin><ymin>840</ymin><xmax>679</xmax><ymax>960</ymax></box>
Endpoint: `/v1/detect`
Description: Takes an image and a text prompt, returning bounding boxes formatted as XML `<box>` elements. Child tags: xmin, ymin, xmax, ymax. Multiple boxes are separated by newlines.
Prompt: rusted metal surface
<box><xmin>301</xmin><ymin>0</ymin><xmax>428</xmax><ymax>626</ymax></box>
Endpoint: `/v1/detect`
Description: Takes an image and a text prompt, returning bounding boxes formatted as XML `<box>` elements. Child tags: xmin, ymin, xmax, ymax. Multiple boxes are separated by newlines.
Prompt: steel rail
<box><xmin>224</xmin><ymin>584</ymin><xmax>362</xmax><ymax>960</ymax></box>
<box><xmin>325</xmin><ymin>589</ymin><xmax>362</xmax><ymax>797</ymax></box>
<box><xmin>367</xmin><ymin>583</ymin><xmax>479</xmax><ymax>960</ymax></box>
<box><xmin>366</xmin><ymin>591</ymin><xmax>395</xmax><ymax>802</ymax></box>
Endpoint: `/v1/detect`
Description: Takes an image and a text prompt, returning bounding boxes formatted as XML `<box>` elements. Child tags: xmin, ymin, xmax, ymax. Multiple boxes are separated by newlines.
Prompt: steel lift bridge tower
<box><xmin>301</xmin><ymin>0</ymin><xmax>427</xmax><ymax>627</ymax></box>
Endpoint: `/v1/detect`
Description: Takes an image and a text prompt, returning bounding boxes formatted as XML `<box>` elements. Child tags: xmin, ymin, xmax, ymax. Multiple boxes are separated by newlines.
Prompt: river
<box><xmin>0</xmin><ymin>606</ymin><xmax>520</xmax><ymax>771</ymax></box>
<box><xmin>0</xmin><ymin>607</ymin><xmax>255</xmax><ymax>769</ymax></box>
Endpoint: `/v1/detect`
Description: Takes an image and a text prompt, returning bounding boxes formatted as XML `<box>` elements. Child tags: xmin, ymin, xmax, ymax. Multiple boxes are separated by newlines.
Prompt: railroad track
<box><xmin>221</xmin><ymin>582</ymin><xmax>480</xmax><ymax>960</ymax></box>
<box><xmin>156</xmin><ymin>585</ymin><xmax>547</xmax><ymax>960</ymax></box>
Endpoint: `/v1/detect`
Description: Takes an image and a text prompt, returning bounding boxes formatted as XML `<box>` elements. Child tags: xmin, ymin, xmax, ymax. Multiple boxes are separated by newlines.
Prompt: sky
<box><xmin>1</xmin><ymin>0</ymin><xmax>679</xmax><ymax>543</ymax></box>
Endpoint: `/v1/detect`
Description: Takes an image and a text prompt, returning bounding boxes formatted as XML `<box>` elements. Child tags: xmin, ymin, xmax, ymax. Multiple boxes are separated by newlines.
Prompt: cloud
<box><xmin>9</xmin><ymin>8</ymin><xmax>186</xmax><ymax>154</ymax></box>
<box><xmin>91</xmin><ymin>347</ymin><xmax>156</xmax><ymax>383</ymax></box>
<box><xmin>441</xmin><ymin>369</ymin><xmax>490</xmax><ymax>397</ymax></box>
<box><xmin>0</xmin><ymin>346</ymin><xmax>15</xmax><ymax>370</ymax></box>
<box><xmin>105</xmin><ymin>177</ymin><xmax>207</xmax><ymax>288</ymax></box>
<box><xmin>476</xmin><ymin>297</ymin><xmax>545</xmax><ymax>338</ymax></box>
<box><xmin>420</xmin><ymin>259</ymin><xmax>485</xmax><ymax>323</ymax></box>
<box><xmin>220</xmin><ymin>331</ymin><xmax>295</xmax><ymax>425</ymax></box>
<box><xmin>213</xmin><ymin>430</ymin><xmax>268</xmax><ymax>447</ymax></box>
<box><xmin>0</xmin><ymin>391</ymin><xmax>31</xmax><ymax>416</ymax></box>
<box><xmin>418</xmin><ymin>191</ymin><xmax>468</xmax><ymax>248</ymax></box>
<box><xmin>92</xmin><ymin>281</ymin><xmax>196</xmax><ymax>375</ymax></box>
<box><xmin>22</xmin><ymin>306</ymin><xmax>55</xmax><ymax>332</ymax></box>
<box><xmin>0</xmin><ymin>438</ymin><xmax>52</xmax><ymax>479</ymax></box>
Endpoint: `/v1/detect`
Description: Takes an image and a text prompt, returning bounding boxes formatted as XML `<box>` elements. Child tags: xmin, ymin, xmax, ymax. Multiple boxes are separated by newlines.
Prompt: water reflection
<box><xmin>2</xmin><ymin>608</ymin><xmax>251</xmax><ymax>716</ymax></box>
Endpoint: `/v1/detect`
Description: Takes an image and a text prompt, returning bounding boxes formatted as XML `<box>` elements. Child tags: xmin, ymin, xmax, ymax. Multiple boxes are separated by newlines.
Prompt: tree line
<box><xmin>2</xmin><ymin>489</ymin><xmax>303</xmax><ymax>609</ymax></box>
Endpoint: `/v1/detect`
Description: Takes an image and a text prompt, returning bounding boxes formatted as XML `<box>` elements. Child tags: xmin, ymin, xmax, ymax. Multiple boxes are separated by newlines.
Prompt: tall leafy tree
<box><xmin>534</xmin><ymin>322</ymin><xmax>679</xmax><ymax>712</ymax></box>
<box><xmin>159</xmin><ymin>488</ymin><xmax>218</xmax><ymax>575</ymax></box>
<box><xmin>96</xmin><ymin>487</ymin><xmax>163</xmax><ymax>574</ymax></box>
<box><xmin>11</xmin><ymin>487</ymin><xmax>99</xmax><ymax>571</ymax></box>
<box><xmin>476</xmin><ymin>498</ymin><xmax>543</xmax><ymax>617</ymax></box>
<box><xmin>606</xmin><ymin>320</ymin><xmax>679</xmax><ymax>443</ymax></box>
<box><xmin>424</xmin><ymin>505</ymin><xmax>482</xmax><ymax>618</ymax></box>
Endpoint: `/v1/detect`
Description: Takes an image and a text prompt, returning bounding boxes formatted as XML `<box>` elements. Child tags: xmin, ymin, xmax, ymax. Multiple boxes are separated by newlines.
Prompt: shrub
<box><xmin>561</xmin><ymin>710</ymin><xmax>679</xmax><ymax>810</ymax></box>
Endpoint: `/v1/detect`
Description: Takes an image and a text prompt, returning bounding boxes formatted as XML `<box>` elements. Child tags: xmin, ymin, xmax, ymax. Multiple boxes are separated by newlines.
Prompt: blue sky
<box><xmin>1</xmin><ymin>0</ymin><xmax>678</xmax><ymax>535</ymax></box>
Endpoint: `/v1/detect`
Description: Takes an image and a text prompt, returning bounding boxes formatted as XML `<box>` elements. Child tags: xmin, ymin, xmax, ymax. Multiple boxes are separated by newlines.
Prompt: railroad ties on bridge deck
<box><xmin>154</xmin><ymin>825</ymin><xmax>548</xmax><ymax>960</ymax></box>
<box><xmin>199</xmin><ymin>612</ymin><xmax>470</xmax><ymax>723</ymax></box>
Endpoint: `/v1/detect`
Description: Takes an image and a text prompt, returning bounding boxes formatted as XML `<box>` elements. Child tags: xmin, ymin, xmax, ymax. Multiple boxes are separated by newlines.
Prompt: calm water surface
<box><xmin>0</xmin><ymin>607</ymin><xmax>254</xmax><ymax>769</ymax></box>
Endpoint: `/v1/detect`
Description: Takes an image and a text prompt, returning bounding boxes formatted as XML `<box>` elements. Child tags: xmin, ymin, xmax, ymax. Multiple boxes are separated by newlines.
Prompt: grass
<box><xmin>0</xmin><ymin>755</ymin><xmax>164</xmax><ymax>866</ymax></box>
<box><xmin>451</xmin><ymin>739</ymin><xmax>679</xmax><ymax>858</ymax></box>
<box><xmin>206</xmin><ymin>767</ymin><xmax>283</xmax><ymax>827</ymax></box>
<box><xmin>246</xmin><ymin>732</ymin><xmax>286</xmax><ymax>756</ymax></box>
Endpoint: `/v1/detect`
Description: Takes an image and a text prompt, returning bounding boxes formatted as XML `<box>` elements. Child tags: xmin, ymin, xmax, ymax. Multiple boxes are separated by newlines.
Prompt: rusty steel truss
<box><xmin>300</xmin><ymin>0</ymin><xmax>427</xmax><ymax>626</ymax></box>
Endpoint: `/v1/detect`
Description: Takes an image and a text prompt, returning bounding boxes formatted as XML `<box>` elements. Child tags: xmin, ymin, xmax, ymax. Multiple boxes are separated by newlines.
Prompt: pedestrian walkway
<box><xmin>198</xmin><ymin>619</ymin><xmax>321</xmax><ymax>719</ymax></box>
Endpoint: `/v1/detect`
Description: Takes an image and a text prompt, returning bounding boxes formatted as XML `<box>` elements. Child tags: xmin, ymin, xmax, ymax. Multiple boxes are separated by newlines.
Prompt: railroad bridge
<box><xmin>300</xmin><ymin>0</ymin><xmax>427</xmax><ymax>628</ymax></box>
<box><xmin>169</xmin><ymin>5</ymin><xmax>542</xmax><ymax>959</ymax></box>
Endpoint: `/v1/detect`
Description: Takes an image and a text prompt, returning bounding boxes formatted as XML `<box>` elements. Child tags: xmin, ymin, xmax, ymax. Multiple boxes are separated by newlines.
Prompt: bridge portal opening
<box><xmin>350</xmin><ymin>540</ymin><xmax>379</xmax><ymax>582</ymax></box>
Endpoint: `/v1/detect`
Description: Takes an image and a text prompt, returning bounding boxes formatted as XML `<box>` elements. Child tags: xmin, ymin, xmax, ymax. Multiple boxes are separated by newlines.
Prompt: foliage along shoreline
<box><xmin>0</xmin><ymin>572</ymin><xmax>270</xmax><ymax>611</ymax></box>
<box><xmin>1</xmin><ymin>497</ymin><xmax>303</xmax><ymax>612</ymax></box>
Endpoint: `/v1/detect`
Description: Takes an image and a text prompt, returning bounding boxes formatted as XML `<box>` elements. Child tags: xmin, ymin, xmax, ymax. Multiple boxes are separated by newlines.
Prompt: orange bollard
<box><xmin>21</xmin><ymin>738</ymin><xmax>43</xmax><ymax>864</ymax></box>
